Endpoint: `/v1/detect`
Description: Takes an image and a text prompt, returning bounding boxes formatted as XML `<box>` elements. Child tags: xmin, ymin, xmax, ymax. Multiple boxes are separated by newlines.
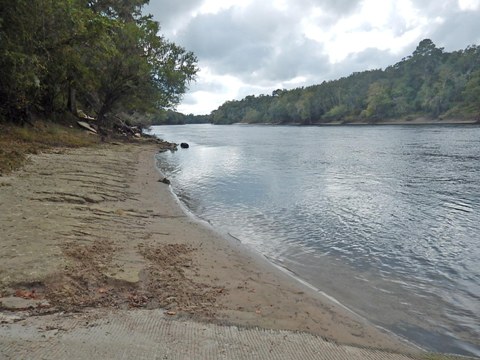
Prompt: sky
<box><xmin>145</xmin><ymin>0</ymin><xmax>480</xmax><ymax>115</ymax></box>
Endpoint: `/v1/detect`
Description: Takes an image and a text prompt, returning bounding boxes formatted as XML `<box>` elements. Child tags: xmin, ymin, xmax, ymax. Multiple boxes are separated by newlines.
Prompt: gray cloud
<box><xmin>144</xmin><ymin>0</ymin><xmax>199</xmax><ymax>27</ymax></box>
<box><xmin>399</xmin><ymin>0</ymin><xmax>480</xmax><ymax>51</ymax></box>
<box><xmin>332</xmin><ymin>48</ymin><xmax>399</xmax><ymax>77</ymax></box>
<box><xmin>257</xmin><ymin>38</ymin><xmax>330</xmax><ymax>84</ymax></box>
<box><xmin>412</xmin><ymin>0</ymin><xmax>456</xmax><ymax>15</ymax></box>
<box><xmin>289</xmin><ymin>0</ymin><xmax>361</xmax><ymax>16</ymax></box>
<box><xmin>175</xmin><ymin>2</ymin><xmax>332</xmax><ymax>84</ymax></box>
<box><xmin>179</xmin><ymin>92</ymin><xmax>199</xmax><ymax>106</ymax></box>
<box><xmin>430</xmin><ymin>11</ymin><xmax>480</xmax><ymax>50</ymax></box>
<box><xmin>176</xmin><ymin>4</ymin><xmax>294</xmax><ymax>60</ymax></box>
<box><xmin>187</xmin><ymin>80</ymin><xmax>227</xmax><ymax>93</ymax></box>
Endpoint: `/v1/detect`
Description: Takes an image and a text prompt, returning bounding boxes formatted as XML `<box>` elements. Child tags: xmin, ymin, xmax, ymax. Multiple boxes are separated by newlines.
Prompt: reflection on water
<box><xmin>151</xmin><ymin>124</ymin><xmax>480</xmax><ymax>357</ymax></box>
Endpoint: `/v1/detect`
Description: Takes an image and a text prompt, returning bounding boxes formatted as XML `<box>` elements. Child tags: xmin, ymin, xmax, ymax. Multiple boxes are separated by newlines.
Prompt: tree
<box><xmin>323</xmin><ymin>105</ymin><xmax>349</xmax><ymax>121</ymax></box>
<box><xmin>88</xmin><ymin>14</ymin><xmax>197</xmax><ymax>127</ymax></box>
<box><xmin>0</xmin><ymin>0</ymin><xmax>46</xmax><ymax>122</ymax></box>
<box><xmin>412</xmin><ymin>39</ymin><xmax>444</xmax><ymax>58</ymax></box>
<box><xmin>462</xmin><ymin>70</ymin><xmax>480</xmax><ymax>117</ymax></box>
<box><xmin>87</xmin><ymin>0</ymin><xmax>148</xmax><ymax>20</ymax></box>
<box><xmin>295</xmin><ymin>92</ymin><xmax>314</xmax><ymax>124</ymax></box>
<box><xmin>243</xmin><ymin>108</ymin><xmax>262</xmax><ymax>123</ymax></box>
<box><xmin>0</xmin><ymin>0</ymin><xmax>198</xmax><ymax>127</ymax></box>
<box><xmin>362</xmin><ymin>81</ymin><xmax>394</xmax><ymax>120</ymax></box>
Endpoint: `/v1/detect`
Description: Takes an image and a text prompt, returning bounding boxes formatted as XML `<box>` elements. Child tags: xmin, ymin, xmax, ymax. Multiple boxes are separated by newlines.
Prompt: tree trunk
<box><xmin>97</xmin><ymin>103</ymin><xmax>108</xmax><ymax>126</ymax></box>
<box><xmin>67</xmin><ymin>85</ymin><xmax>77</xmax><ymax>115</ymax></box>
<box><xmin>96</xmin><ymin>102</ymin><xmax>111</xmax><ymax>142</ymax></box>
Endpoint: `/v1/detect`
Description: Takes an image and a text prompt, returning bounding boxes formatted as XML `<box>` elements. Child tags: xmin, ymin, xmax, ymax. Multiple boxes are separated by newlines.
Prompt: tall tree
<box><xmin>0</xmin><ymin>0</ymin><xmax>198</xmax><ymax>126</ymax></box>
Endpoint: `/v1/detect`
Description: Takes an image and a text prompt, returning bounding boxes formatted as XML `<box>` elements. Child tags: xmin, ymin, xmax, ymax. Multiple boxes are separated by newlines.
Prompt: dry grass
<box><xmin>0</xmin><ymin>121</ymin><xmax>99</xmax><ymax>175</ymax></box>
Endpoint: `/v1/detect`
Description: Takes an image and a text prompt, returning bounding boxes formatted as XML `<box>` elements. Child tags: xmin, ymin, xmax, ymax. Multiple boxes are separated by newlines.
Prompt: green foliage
<box><xmin>323</xmin><ymin>105</ymin><xmax>349</xmax><ymax>121</ymax></box>
<box><xmin>463</xmin><ymin>70</ymin><xmax>480</xmax><ymax>114</ymax></box>
<box><xmin>0</xmin><ymin>0</ymin><xmax>198</xmax><ymax>127</ymax></box>
<box><xmin>363</xmin><ymin>81</ymin><xmax>394</xmax><ymax>120</ymax></box>
<box><xmin>150</xmin><ymin>109</ymin><xmax>210</xmax><ymax>125</ymax></box>
<box><xmin>204</xmin><ymin>40</ymin><xmax>480</xmax><ymax>124</ymax></box>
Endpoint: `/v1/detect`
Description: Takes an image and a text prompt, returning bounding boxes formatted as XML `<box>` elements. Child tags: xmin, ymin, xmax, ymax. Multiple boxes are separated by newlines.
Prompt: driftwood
<box><xmin>113</xmin><ymin>118</ymin><xmax>142</xmax><ymax>138</ymax></box>
<box><xmin>77</xmin><ymin>109</ymin><xmax>95</xmax><ymax>121</ymax></box>
<box><xmin>77</xmin><ymin>121</ymin><xmax>97</xmax><ymax>134</ymax></box>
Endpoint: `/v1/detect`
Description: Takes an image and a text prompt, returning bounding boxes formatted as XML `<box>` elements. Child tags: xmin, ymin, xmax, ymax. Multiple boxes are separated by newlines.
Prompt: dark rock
<box><xmin>180</xmin><ymin>143</ymin><xmax>189</xmax><ymax>149</ymax></box>
<box><xmin>159</xmin><ymin>177</ymin><xmax>171</xmax><ymax>185</ymax></box>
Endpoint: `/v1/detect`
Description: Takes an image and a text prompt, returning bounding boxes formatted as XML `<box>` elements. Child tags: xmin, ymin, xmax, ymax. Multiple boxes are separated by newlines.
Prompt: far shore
<box><xmin>324</xmin><ymin>117</ymin><xmax>479</xmax><ymax>126</ymax></box>
<box><xmin>159</xmin><ymin>116</ymin><xmax>480</xmax><ymax>127</ymax></box>
<box><xmin>0</xmin><ymin>142</ymin><xmax>421</xmax><ymax>355</ymax></box>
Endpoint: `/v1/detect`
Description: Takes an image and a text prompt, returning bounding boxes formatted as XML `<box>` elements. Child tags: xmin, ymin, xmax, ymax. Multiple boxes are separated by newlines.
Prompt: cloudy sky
<box><xmin>145</xmin><ymin>0</ymin><xmax>480</xmax><ymax>115</ymax></box>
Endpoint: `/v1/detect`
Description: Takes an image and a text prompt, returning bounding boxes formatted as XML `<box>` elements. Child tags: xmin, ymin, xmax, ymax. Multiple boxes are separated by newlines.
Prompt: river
<box><xmin>150</xmin><ymin>124</ymin><xmax>480</xmax><ymax>357</ymax></box>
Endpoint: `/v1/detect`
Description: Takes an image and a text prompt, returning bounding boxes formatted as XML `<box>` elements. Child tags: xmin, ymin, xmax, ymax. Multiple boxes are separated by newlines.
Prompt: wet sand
<box><xmin>0</xmin><ymin>143</ymin><xmax>418</xmax><ymax>354</ymax></box>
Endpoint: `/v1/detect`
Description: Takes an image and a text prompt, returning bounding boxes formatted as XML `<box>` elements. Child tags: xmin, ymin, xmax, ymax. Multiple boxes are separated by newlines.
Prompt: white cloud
<box><xmin>303</xmin><ymin>0</ymin><xmax>430</xmax><ymax>63</ymax></box>
<box><xmin>177</xmin><ymin>65</ymin><xmax>246</xmax><ymax>114</ymax></box>
<box><xmin>272</xmin><ymin>0</ymin><xmax>289</xmax><ymax>11</ymax></box>
<box><xmin>198</xmin><ymin>0</ymin><xmax>253</xmax><ymax>15</ymax></box>
<box><xmin>177</xmin><ymin>91</ymin><xmax>221</xmax><ymax>115</ymax></box>
<box><xmin>458</xmin><ymin>0</ymin><xmax>480</xmax><ymax>10</ymax></box>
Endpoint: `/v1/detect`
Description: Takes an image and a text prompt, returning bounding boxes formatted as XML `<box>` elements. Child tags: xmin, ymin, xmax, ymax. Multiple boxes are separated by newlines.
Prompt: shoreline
<box><xmin>324</xmin><ymin>118</ymin><xmax>479</xmax><ymax>126</ymax></box>
<box><xmin>153</xmin><ymin>127</ymin><xmax>480</xmax><ymax>358</ymax></box>
<box><xmin>153</xmin><ymin>149</ymin><xmax>452</xmax><ymax>356</ymax></box>
<box><xmin>213</xmin><ymin>118</ymin><xmax>480</xmax><ymax>126</ymax></box>
<box><xmin>150</xmin><ymin>146</ymin><xmax>421</xmax><ymax>352</ymax></box>
<box><xmin>0</xmin><ymin>143</ymin><xmax>420</xmax><ymax>355</ymax></box>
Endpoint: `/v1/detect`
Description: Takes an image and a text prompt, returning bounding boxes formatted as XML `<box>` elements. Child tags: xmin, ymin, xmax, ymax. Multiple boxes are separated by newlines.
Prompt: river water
<box><xmin>150</xmin><ymin>124</ymin><xmax>480</xmax><ymax>357</ymax></box>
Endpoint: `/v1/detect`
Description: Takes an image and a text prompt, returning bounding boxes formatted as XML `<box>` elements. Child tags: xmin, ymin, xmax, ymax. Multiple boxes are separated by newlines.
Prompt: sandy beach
<box><xmin>0</xmin><ymin>142</ymin><xmax>425</xmax><ymax>356</ymax></box>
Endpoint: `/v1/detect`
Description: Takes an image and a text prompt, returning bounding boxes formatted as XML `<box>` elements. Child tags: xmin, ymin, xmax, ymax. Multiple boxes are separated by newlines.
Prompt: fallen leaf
<box><xmin>15</xmin><ymin>289</ymin><xmax>37</xmax><ymax>299</ymax></box>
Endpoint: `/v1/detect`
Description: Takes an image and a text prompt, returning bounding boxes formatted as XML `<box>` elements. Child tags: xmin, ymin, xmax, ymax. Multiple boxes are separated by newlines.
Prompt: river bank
<box><xmin>322</xmin><ymin>117</ymin><xmax>479</xmax><ymax>126</ymax></box>
<box><xmin>9</xmin><ymin>141</ymin><xmax>479</xmax><ymax>358</ymax></box>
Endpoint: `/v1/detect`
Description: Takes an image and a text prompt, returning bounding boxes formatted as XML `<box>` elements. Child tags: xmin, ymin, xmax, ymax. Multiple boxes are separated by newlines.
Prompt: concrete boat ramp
<box><xmin>0</xmin><ymin>309</ymin><xmax>470</xmax><ymax>360</ymax></box>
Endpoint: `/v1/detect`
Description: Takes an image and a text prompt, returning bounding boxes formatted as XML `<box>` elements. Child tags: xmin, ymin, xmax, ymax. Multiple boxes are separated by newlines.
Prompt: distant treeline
<box><xmin>158</xmin><ymin>39</ymin><xmax>480</xmax><ymax>125</ymax></box>
<box><xmin>0</xmin><ymin>0</ymin><xmax>197</xmax><ymax>128</ymax></box>
<box><xmin>152</xmin><ymin>110</ymin><xmax>211</xmax><ymax>125</ymax></box>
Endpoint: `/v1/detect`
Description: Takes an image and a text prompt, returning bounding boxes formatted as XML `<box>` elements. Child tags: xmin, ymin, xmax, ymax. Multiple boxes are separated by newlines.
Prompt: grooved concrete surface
<box><xmin>0</xmin><ymin>309</ymin><xmax>419</xmax><ymax>360</ymax></box>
